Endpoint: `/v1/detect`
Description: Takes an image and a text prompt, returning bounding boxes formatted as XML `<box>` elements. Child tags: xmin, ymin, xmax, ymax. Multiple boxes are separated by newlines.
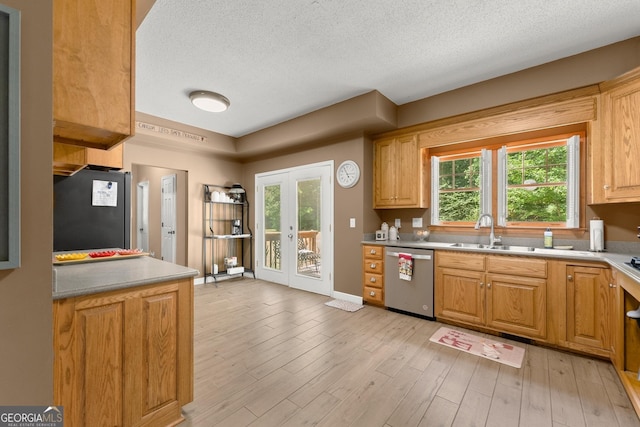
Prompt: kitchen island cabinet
<box><xmin>53</xmin><ymin>257</ymin><xmax>197</xmax><ymax>427</ymax></box>
<box><xmin>53</xmin><ymin>0</ymin><xmax>135</xmax><ymax>150</ymax></box>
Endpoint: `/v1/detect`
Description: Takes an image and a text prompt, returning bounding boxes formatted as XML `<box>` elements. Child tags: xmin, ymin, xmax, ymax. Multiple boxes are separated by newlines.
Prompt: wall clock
<box><xmin>336</xmin><ymin>160</ymin><xmax>360</xmax><ymax>188</ymax></box>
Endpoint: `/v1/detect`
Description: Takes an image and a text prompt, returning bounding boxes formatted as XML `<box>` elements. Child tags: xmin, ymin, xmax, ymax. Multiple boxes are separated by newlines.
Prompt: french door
<box><xmin>255</xmin><ymin>162</ymin><xmax>333</xmax><ymax>296</ymax></box>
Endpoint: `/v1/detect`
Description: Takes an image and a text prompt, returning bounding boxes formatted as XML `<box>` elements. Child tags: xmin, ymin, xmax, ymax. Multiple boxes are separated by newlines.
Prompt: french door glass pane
<box><xmin>297</xmin><ymin>178</ymin><xmax>321</xmax><ymax>278</ymax></box>
<box><xmin>263</xmin><ymin>184</ymin><xmax>281</xmax><ymax>271</ymax></box>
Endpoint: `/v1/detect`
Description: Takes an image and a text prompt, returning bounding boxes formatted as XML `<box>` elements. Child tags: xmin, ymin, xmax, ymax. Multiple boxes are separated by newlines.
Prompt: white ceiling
<box><xmin>135</xmin><ymin>0</ymin><xmax>640</xmax><ymax>138</ymax></box>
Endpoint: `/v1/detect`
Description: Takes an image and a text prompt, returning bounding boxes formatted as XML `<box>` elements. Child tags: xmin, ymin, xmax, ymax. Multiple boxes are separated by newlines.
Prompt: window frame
<box><xmin>430</xmin><ymin>129</ymin><xmax>586</xmax><ymax>232</ymax></box>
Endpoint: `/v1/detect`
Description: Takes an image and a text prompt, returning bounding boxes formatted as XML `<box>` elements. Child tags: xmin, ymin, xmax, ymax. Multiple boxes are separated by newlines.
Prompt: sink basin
<box><xmin>449</xmin><ymin>243</ymin><xmax>483</xmax><ymax>249</ymax></box>
<box><xmin>449</xmin><ymin>243</ymin><xmax>535</xmax><ymax>252</ymax></box>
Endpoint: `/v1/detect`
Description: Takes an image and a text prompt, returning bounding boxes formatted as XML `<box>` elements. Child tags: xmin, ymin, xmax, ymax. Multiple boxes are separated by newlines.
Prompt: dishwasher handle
<box><xmin>386</xmin><ymin>251</ymin><xmax>432</xmax><ymax>260</ymax></box>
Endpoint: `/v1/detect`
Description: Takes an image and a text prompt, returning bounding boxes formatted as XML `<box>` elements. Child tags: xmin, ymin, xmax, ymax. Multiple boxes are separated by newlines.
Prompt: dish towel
<box><xmin>398</xmin><ymin>253</ymin><xmax>413</xmax><ymax>281</ymax></box>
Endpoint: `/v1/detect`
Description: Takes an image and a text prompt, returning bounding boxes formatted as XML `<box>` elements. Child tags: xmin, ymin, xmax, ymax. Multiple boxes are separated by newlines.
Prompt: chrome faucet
<box><xmin>475</xmin><ymin>213</ymin><xmax>501</xmax><ymax>247</ymax></box>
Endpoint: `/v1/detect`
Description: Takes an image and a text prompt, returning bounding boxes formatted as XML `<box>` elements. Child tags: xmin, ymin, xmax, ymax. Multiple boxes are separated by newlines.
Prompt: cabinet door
<box><xmin>436</xmin><ymin>267</ymin><xmax>484</xmax><ymax>324</ymax></box>
<box><xmin>394</xmin><ymin>135</ymin><xmax>419</xmax><ymax>206</ymax></box>
<box><xmin>53</xmin><ymin>0</ymin><xmax>134</xmax><ymax>149</ymax></box>
<box><xmin>486</xmin><ymin>273</ymin><xmax>546</xmax><ymax>339</ymax></box>
<box><xmin>54</xmin><ymin>298</ymin><xmax>126</xmax><ymax>427</ymax></box>
<box><xmin>566</xmin><ymin>265</ymin><xmax>610</xmax><ymax>351</ymax></box>
<box><xmin>125</xmin><ymin>281</ymin><xmax>193</xmax><ymax>426</ymax></box>
<box><xmin>374</xmin><ymin>138</ymin><xmax>396</xmax><ymax>207</ymax></box>
<box><xmin>601</xmin><ymin>72</ymin><xmax>640</xmax><ymax>201</ymax></box>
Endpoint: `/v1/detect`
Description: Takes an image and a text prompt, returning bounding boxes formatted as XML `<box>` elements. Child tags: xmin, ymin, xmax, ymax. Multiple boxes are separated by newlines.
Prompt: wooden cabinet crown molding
<box><xmin>373</xmin><ymin>85</ymin><xmax>600</xmax><ymax>148</ymax></box>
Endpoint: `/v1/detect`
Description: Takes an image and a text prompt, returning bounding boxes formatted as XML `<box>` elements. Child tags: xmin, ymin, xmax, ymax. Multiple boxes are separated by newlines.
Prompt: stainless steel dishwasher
<box><xmin>384</xmin><ymin>247</ymin><xmax>434</xmax><ymax>319</ymax></box>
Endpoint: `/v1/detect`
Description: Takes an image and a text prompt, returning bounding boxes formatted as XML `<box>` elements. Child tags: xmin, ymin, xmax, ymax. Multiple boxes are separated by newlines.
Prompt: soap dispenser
<box><xmin>544</xmin><ymin>228</ymin><xmax>553</xmax><ymax>249</ymax></box>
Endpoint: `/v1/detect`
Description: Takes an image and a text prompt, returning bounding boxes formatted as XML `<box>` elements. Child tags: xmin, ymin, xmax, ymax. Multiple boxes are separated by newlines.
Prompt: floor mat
<box><xmin>324</xmin><ymin>299</ymin><xmax>364</xmax><ymax>312</ymax></box>
<box><xmin>429</xmin><ymin>326</ymin><xmax>525</xmax><ymax>368</ymax></box>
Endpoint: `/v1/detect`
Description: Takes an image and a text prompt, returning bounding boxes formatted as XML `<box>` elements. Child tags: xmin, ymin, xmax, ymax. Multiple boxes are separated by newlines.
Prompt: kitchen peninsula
<box><xmin>53</xmin><ymin>255</ymin><xmax>198</xmax><ymax>427</ymax></box>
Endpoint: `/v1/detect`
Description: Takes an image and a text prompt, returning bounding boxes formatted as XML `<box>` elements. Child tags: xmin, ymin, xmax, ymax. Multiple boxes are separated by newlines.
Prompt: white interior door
<box><xmin>137</xmin><ymin>181</ymin><xmax>149</xmax><ymax>252</ymax></box>
<box><xmin>255</xmin><ymin>162</ymin><xmax>333</xmax><ymax>296</ymax></box>
<box><xmin>161</xmin><ymin>174</ymin><xmax>177</xmax><ymax>262</ymax></box>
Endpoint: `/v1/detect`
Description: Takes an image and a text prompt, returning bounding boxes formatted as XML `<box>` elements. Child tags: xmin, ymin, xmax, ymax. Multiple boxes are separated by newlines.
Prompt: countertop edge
<box><xmin>52</xmin><ymin>256</ymin><xmax>199</xmax><ymax>300</ymax></box>
<box><xmin>362</xmin><ymin>240</ymin><xmax>640</xmax><ymax>283</ymax></box>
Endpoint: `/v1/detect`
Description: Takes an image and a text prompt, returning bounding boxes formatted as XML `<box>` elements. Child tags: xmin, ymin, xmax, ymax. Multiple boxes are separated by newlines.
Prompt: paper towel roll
<box><xmin>590</xmin><ymin>219</ymin><xmax>604</xmax><ymax>252</ymax></box>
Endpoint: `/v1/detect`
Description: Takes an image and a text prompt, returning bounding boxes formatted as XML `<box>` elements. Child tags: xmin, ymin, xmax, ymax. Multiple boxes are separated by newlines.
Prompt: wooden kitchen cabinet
<box><xmin>594</xmin><ymin>67</ymin><xmax>640</xmax><ymax>203</ymax></box>
<box><xmin>373</xmin><ymin>134</ymin><xmax>429</xmax><ymax>208</ymax></box>
<box><xmin>53</xmin><ymin>0</ymin><xmax>135</xmax><ymax>150</ymax></box>
<box><xmin>362</xmin><ymin>244</ymin><xmax>384</xmax><ymax>305</ymax></box>
<box><xmin>565</xmin><ymin>264</ymin><xmax>612</xmax><ymax>356</ymax></box>
<box><xmin>435</xmin><ymin>251</ymin><xmax>547</xmax><ymax>339</ymax></box>
<box><xmin>53</xmin><ymin>142</ymin><xmax>124</xmax><ymax>176</ymax></box>
<box><xmin>53</xmin><ymin>278</ymin><xmax>193</xmax><ymax>427</ymax></box>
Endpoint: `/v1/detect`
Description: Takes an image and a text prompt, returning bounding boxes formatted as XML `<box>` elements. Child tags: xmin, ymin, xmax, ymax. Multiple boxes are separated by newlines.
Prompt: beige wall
<box><xmin>124</xmin><ymin>136</ymin><xmax>243</xmax><ymax>273</ymax></box>
<box><xmin>130</xmin><ymin>164</ymin><xmax>187</xmax><ymax>265</ymax></box>
<box><xmin>123</xmin><ymin>37</ymin><xmax>640</xmax><ymax>298</ymax></box>
<box><xmin>241</xmin><ymin>135</ymin><xmax>373</xmax><ymax>297</ymax></box>
<box><xmin>0</xmin><ymin>1</ymin><xmax>53</xmax><ymax>403</ymax></box>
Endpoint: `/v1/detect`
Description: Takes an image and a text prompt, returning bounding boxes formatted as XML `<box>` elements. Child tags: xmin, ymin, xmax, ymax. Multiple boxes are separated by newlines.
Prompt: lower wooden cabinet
<box><xmin>53</xmin><ymin>278</ymin><xmax>193</xmax><ymax>427</ymax></box>
<box><xmin>362</xmin><ymin>244</ymin><xmax>384</xmax><ymax>305</ymax></box>
<box><xmin>435</xmin><ymin>251</ymin><xmax>547</xmax><ymax>339</ymax></box>
<box><xmin>566</xmin><ymin>264</ymin><xmax>612</xmax><ymax>355</ymax></box>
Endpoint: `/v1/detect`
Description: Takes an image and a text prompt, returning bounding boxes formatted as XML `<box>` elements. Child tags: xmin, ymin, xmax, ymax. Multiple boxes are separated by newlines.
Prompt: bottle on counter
<box><xmin>544</xmin><ymin>227</ymin><xmax>553</xmax><ymax>248</ymax></box>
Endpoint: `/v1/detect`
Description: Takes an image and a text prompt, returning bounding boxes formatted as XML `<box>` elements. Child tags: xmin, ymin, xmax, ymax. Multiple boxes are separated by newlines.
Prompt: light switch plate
<box><xmin>412</xmin><ymin>218</ymin><xmax>423</xmax><ymax>228</ymax></box>
<box><xmin>349</xmin><ymin>218</ymin><xmax>356</xmax><ymax>228</ymax></box>
<box><xmin>395</xmin><ymin>218</ymin><xmax>401</xmax><ymax>228</ymax></box>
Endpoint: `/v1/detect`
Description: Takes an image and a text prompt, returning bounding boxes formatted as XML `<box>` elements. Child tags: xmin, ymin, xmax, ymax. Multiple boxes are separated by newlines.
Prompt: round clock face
<box><xmin>337</xmin><ymin>160</ymin><xmax>360</xmax><ymax>188</ymax></box>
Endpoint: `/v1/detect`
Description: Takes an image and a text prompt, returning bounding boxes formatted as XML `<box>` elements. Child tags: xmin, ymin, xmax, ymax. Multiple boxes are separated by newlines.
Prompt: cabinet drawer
<box><xmin>364</xmin><ymin>285</ymin><xmax>384</xmax><ymax>304</ymax></box>
<box><xmin>436</xmin><ymin>251</ymin><xmax>485</xmax><ymax>271</ymax></box>
<box><xmin>487</xmin><ymin>255</ymin><xmax>547</xmax><ymax>278</ymax></box>
<box><xmin>364</xmin><ymin>272</ymin><xmax>383</xmax><ymax>288</ymax></box>
<box><xmin>363</xmin><ymin>245</ymin><xmax>384</xmax><ymax>260</ymax></box>
<box><xmin>364</xmin><ymin>260</ymin><xmax>383</xmax><ymax>274</ymax></box>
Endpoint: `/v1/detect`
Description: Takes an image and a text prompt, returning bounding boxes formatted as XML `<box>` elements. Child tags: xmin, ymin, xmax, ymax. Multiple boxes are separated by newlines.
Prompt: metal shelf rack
<box><xmin>202</xmin><ymin>184</ymin><xmax>254</xmax><ymax>282</ymax></box>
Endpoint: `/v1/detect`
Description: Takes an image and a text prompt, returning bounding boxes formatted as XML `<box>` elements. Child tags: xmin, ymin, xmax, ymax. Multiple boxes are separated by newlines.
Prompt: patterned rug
<box><xmin>324</xmin><ymin>299</ymin><xmax>364</xmax><ymax>312</ymax></box>
<box><xmin>429</xmin><ymin>327</ymin><xmax>525</xmax><ymax>368</ymax></box>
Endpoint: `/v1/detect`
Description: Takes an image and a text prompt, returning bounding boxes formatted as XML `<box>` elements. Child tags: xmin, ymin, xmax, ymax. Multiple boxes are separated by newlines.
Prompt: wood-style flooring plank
<box><xmin>179</xmin><ymin>278</ymin><xmax>640</xmax><ymax>427</ymax></box>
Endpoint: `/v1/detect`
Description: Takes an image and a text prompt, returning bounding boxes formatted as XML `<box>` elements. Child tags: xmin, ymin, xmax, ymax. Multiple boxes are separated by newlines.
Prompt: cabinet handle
<box><xmin>479</xmin><ymin>282</ymin><xmax>484</xmax><ymax>288</ymax></box>
<box><xmin>370</xmin><ymin>277</ymin><xmax>376</xmax><ymax>283</ymax></box>
<box><xmin>610</xmin><ymin>283</ymin><xmax>617</xmax><ymax>288</ymax></box>
<box><xmin>567</xmin><ymin>275</ymin><xmax>573</xmax><ymax>281</ymax></box>
<box><xmin>370</xmin><ymin>249</ymin><xmax>377</xmax><ymax>255</ymax></box>
<box><xmin>603</xmin><ymin>184</ymin><xmax>610</xmax><ymax>190</ymax></box>
<box><xmin>487</xmin><ymin>283</ymin><xmax>491</xmax><ymax>289</ymax></box>
<box><xmin>370</xmin><ymin>291</ymin><xmax>376</xmax><ymax>297</ymax></box>
<box><xmin>370</xmin><ymin>263</ymin><xmax>377</xmax><ymax>269</ymax></box>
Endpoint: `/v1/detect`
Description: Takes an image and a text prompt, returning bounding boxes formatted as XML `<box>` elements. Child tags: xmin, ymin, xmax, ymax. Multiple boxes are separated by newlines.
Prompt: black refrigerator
<box><xmin>54</xmin><ymin>169</ymin><xmax>131</xmax><ymax>251</ymax></box>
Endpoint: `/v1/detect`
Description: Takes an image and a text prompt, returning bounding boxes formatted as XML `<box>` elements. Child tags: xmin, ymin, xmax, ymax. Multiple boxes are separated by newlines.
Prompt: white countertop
<box><xmin>53</xmin><ymin>256</ymin><xmax>199</xmax><ymax>300</ymax></box>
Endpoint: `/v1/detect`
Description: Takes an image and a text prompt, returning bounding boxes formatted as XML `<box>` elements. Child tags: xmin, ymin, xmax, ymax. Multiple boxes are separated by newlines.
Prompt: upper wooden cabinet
<box><xmin>373</xmin><ymin>134</ymin><xmax>429</xmax><ymax>208</ymax></box>
<box><xmin>593</xmin><ymin>67</ymin><xmax>640</xmax><ymax>203</ymax></box>
<box><xmin>53</xmin><ymin>142</ymin><xmax>123</xmax><ymax>176</ymax></box>
<box><xmin>53</xmin><ymin>0</ymin><xmax>135</xmax><ymax>150</ymax></box>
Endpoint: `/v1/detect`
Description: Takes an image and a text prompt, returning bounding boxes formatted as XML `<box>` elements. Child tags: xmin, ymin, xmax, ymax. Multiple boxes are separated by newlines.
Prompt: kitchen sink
<box><xmin>449</xmin><ymin>243</ymin><xmax>535</xmax><ymax>252</ymax></box>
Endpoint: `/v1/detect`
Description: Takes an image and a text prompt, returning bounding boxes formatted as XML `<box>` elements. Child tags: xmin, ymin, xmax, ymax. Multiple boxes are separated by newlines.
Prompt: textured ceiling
<box><xmin>136</xmin><ymin>0</ymin><xmax>640</xmax><ymax>138</ymax></box>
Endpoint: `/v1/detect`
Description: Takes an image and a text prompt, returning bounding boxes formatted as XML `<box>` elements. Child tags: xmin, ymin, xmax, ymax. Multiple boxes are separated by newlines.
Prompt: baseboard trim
<box><xmin>332</xmin><ymin>290</ymin><xmax>362</xmax><ymax>305</ymax></box>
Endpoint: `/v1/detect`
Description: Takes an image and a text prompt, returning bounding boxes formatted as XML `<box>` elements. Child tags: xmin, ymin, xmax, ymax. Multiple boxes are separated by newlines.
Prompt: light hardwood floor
<box><xmin>180</xmin><ymin>278</ymin><xmax>640</xmax><ymax>427</ymax></box>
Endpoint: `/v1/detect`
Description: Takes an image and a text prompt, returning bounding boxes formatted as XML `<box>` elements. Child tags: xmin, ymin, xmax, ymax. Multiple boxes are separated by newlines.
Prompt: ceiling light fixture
<box><xmin>189</xmin><ymin>90</ymin><xmax>230</xmax><ymax>113</ymax></box>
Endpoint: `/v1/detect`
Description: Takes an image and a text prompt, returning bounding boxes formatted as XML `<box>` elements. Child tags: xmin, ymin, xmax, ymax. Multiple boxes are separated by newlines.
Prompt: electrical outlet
<box><xmin>412</xmin><ymin>218</ymin><xmax>423</xmax><ymax>228</ymax></box>
<box><xmin>395</xmin><ymin>218</ymin><xmax>401</xmax><ymax>228</ymax></box>
<box><xmin>349</xmin><ymin>218</ymin><xmax>356</xmax><ymax>228</ymax></box>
